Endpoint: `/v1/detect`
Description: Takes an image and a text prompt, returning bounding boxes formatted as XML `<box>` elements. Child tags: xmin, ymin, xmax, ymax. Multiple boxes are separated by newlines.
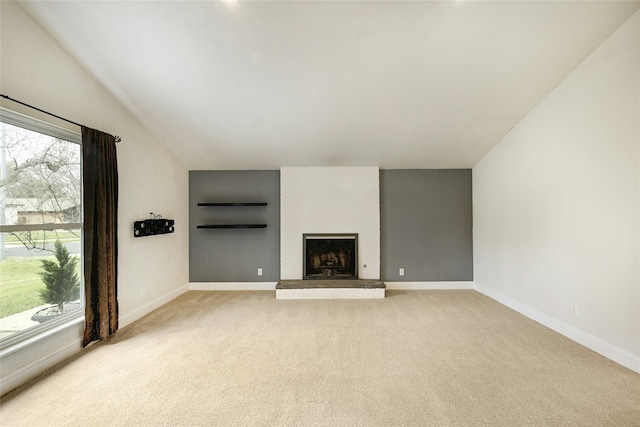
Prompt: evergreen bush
<box><xmin>38</xmin><ymin>240</ymin><xmax>80</xmax><ymax>311</ymax></box>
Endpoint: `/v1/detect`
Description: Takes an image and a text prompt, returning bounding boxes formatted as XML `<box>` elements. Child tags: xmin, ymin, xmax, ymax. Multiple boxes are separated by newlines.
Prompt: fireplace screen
<box><xmin>303</xmin><ymin>234</ymin><xmax>358</xmax><ymax>280</ymax></box>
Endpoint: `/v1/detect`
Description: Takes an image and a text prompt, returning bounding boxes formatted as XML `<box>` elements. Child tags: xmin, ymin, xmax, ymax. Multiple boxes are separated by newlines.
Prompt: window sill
<box><xmin>0</xmin><ymin>314</ymin><xmax>84</xmax><ymax>358</ymax></box>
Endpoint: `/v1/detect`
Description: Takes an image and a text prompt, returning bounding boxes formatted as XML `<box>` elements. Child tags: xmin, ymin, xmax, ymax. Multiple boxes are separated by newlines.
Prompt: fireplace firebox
<box><xmin>303</xmin><ymin>234</ymin><xmax>358</xmax><ymax>280</ymax></box>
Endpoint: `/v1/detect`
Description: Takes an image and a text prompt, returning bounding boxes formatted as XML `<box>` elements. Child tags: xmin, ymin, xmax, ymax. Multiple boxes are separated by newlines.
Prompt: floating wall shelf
<box><xmin>197</xmin><ymin>202</ymin><xmax>267</xmax><ymax>206</ymax></box>
<box><xmin>197</xmin><ymin>224</ymin><xmax>267</xmax><ymax>229</ymax></box>
<box><xmin>197</xmin><ymin>202</ymin><xmax>268</xmax><ymax>229</ymax></box>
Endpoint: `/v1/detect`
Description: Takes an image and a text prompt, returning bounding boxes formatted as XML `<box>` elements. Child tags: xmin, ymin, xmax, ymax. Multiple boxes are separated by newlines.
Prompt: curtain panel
<box><xmin>82</xmin><ymin>127</ymin><xmax>119</xmax><ymax>347</ymax></box>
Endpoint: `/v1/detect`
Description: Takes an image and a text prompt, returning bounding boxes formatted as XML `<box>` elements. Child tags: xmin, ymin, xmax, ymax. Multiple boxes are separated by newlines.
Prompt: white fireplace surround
<box><xmin>280</xmin><ymin>167</ymin><xmax>381</xmax><ymax>280</ymax></box>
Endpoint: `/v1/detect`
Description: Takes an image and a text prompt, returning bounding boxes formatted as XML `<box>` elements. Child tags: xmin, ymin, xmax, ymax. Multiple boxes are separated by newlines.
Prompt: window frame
<box><xmin>0</xmin><ymin>107</ymin><xmax>84</xmax><ymax>351</ymax></box>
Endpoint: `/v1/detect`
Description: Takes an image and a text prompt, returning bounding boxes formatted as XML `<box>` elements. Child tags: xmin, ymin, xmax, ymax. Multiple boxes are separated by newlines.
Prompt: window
<box><xmin>0</xmin><ymin>108</ymin><xmax>83</xmax><ymax>346</ymax></box>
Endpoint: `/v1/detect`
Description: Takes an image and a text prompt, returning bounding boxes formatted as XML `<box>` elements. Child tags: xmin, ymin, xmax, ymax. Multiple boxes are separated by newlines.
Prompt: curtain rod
<box><xmin>0</xmin><ymin>94</ymin><xmax>121</xmax><ymax>143</ymax></box>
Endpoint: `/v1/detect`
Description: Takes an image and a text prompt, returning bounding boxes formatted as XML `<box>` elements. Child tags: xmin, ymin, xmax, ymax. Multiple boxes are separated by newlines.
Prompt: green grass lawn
<box><xmin>0</xmin><ymin>254</ymin><xmax>82</xmax><ymax>318</ymax></box>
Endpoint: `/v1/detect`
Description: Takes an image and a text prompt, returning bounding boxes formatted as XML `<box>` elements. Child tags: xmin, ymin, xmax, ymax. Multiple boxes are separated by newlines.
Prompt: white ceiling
<box><xmin>20</xmin><ymin>1</ymin><xmax>639</xmax><ymax>170</ymax></box>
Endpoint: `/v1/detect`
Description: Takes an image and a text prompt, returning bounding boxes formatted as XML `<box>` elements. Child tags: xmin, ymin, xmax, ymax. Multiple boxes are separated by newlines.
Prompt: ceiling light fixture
<box><xmin>220</xmin><ymin>0</ymin><xmax>241</xmax><ymax>12</ymax></box>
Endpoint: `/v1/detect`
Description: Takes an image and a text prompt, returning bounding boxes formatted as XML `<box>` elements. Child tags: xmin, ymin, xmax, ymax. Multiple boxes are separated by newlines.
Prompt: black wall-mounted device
<box><xmin>133</xmin><ymin>219</ymin><xmax>175</xmax><ymax>237</ymax></box>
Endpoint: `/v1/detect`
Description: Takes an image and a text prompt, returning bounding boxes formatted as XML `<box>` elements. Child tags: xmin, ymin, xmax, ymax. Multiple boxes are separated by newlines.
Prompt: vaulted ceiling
<box><xmin>20</xmin><ymin>1</ymin><xmax>639</xmax><ymax>170</ymax></box>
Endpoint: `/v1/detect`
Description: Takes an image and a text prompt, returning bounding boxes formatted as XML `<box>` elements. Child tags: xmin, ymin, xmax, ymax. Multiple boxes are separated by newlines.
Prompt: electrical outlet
<box><xmin>258</xmin><ymin>268</ymin><xmax>263</xmax><ymax>276</ymax></box>
<box><xmin>399</xmin><ymin>268</ymin><xmax>405</xmax><ymax>276</ymax></box>
<box><xmin>571</xmin><ymin>305</ymin><xmax>578</xmax><ymax>317</ymax></box>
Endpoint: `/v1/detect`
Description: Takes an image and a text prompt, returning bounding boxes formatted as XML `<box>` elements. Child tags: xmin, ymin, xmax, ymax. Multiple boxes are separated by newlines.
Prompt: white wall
<box><xmin>0</xmin><ymin>1</ymin><xmax>189</xmax><ymax>394</ymax></box>
<box><xmin>280</xmin><ymin>167</ymin><xmax>380</xmax><ymax>280</ymax></box>
<box><xmin>473</xmin><ymin>11</ymin><xmax>640</xmax><ymax>372</ymax></box>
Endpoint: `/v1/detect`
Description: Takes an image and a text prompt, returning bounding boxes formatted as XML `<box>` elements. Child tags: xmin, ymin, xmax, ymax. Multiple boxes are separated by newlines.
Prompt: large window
<box><xmin>0</xmin><ymin>108</ymin><xmax>83</xmax><ymax>345</ymax></box>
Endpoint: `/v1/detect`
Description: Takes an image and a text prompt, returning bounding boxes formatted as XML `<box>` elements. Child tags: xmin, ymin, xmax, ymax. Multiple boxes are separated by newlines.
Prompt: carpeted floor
<box><xmin>1</xmin><ymin>290</ymin><xmax>639</xmax><ymax>426</ymax></box>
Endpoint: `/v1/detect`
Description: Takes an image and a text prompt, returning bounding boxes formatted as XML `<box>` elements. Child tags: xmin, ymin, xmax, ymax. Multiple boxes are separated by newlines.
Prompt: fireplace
<box><xmin>303</xmin><ymin>234</ymin><xmax>358</xmax><ymax>280</ymax></box>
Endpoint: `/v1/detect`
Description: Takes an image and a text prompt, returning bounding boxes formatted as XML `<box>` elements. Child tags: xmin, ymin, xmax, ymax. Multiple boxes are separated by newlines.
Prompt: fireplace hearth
<box><xmin>303</xmin><ymin>234</ymin><xmax>358</xmax><ymax>280</ymax></box>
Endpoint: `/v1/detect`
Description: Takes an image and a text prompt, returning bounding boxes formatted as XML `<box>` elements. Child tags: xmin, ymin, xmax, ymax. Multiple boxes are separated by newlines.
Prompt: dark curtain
<box><xmin>82</xmin><ymin>126</ymin><xmax>118</xmax><ymax>347</ymax></box>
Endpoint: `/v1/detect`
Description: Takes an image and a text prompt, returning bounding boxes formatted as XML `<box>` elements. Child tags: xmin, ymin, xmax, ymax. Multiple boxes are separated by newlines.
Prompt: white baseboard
<box><xmin>276</xmin><ymin>287</ymin><xmax>385</xmax><ymax>300</ymax></box>
<box><xmin>474</xmin><ymin>283</ymin><xmax>640</xmax><ymax>374</ymax></box>
<box><xmin>190</xmin><ymin>282</ymin><xmax>473</xmax><ymax>291</ymax></box>
<box><xmin>119</xmin><ymin>284</ymin><xmax>190</xmax><ymax>329</ymax></box>
<box><xmin>385</xmin><ymin>281</ymin><xmax>474</xmax><ymax>290</ymax></box>
<box><xmin>189</xmin><ymin>282</ymin><xmax>277</xmax><ymax>291</ymax></box>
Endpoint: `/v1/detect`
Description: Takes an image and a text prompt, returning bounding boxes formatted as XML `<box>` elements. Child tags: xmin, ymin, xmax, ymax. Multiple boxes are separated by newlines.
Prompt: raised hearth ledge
<box><xmin>276</xmin><ymin>279</ymin><xmax>385</xmax><ymax>300</ymax></box>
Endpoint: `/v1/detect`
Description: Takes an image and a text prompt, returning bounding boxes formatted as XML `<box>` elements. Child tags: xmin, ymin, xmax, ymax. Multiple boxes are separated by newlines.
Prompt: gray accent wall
<box><xmin>380</xmin><ymin>169</ymin><xmax>473</xmax><ymax>281</ymax></box>
<box><xmin>189</xmin><ymin>170</ymin><xmax>280</xmax><ymax>282</ymax></box>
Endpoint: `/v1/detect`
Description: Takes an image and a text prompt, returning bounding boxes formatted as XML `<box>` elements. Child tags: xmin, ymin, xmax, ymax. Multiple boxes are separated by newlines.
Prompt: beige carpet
<box><xmin>1</xmin><ymin>290</ymin><xmax>639</xmax><ymax>426</ymax></box>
